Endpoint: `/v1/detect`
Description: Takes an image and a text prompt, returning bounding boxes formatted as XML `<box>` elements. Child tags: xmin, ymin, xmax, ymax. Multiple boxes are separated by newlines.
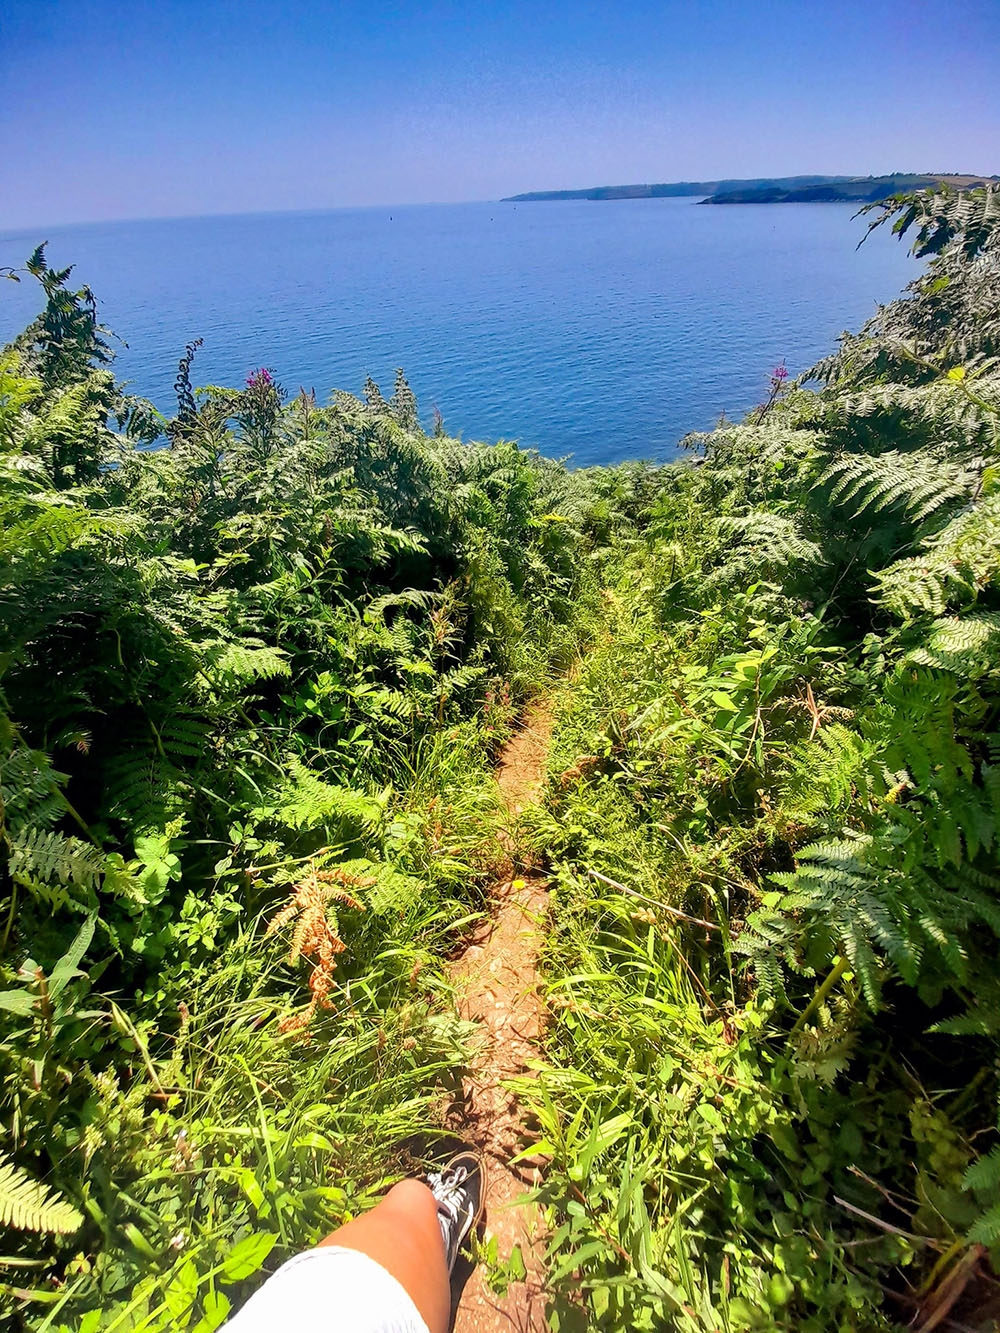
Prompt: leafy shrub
<box><xmin>530</xmin><ymin>185</ymin><xmax>1000</xmax><ymax>1331</ymax></box>
<box><xmin>0</xmin><ymin>254</ymin><xmax>608</xmax><ymax>1327</ymax></box>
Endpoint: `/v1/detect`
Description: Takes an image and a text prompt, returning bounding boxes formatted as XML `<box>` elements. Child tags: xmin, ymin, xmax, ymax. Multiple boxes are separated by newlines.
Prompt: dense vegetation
<box><xmin>0</xmin><ymin>252</ymin><xmax>617</xmax><ymax>1329</ymax></box>
<box><xmin>530</xmin><ymin>184</ymin><xmax>1000</xmax><ymax>1331</ymax></box>
<box><xmin>1</xmin><ymin>182</ymin><xmax>998</xmax><ymax>1331</ymax></box>
<box><xmin>704</xmin><ymin>173</ymin><xmax>998</xmax><ymax>205</ymax></box>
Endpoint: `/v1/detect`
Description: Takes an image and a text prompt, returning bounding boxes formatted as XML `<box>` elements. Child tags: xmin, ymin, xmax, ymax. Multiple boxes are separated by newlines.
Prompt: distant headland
<box><xmin>503</xmin><ymin>173</ymin><xmax>998</xmax><ymax>204</ymax></box>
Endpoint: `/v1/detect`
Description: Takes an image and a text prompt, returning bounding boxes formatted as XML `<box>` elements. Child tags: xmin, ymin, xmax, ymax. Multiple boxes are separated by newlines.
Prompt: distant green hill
<box><xmin>504</xmin><ymin>172</ymin><xmax>998</xmax><ymax>204</ymax></box>
<box><xmin>503</xmin><ymin>175</ymin><xmax>854</xmax><ymax>201</ymax></box>
<box><xmin>704</xmin><ymin>172</ymin><xmax>998</xmax><ymax>203</ymax></box>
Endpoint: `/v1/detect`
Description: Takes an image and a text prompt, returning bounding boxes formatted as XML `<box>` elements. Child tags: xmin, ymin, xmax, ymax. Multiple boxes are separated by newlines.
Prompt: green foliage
<box><xmin>5</xmin><ymin>182</ymin><xmax>1000</xmax><ymax>1331</ymax></box>
<box><xmin>529</xmin><ymin>185</ymin><xmax>1000</xmax><ymax>1331</ymax></box>
<box><xmin>859</xmin><ymin>182</ymin><xmax>1000</xmax><ymax>261</ymax></box>
<box><xmin>818</xmin><ymin>446</ymin><xmax>977</xmax><ymax>525</ymax></box>
<box><xmin>0</xmin><ymin>255</ymin><xmax>610</xmax><ymax>1327</ymax></box>
<box><xmin>0</xmin><ymin>1155</ymin><xmax>82</xmax><ymax>1235</ymax></box>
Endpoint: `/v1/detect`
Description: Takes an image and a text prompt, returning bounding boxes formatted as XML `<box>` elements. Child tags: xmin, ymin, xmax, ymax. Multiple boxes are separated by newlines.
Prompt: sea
<box><xmin>0</xmin><ymin>198</ymin><xmax>917</xmax><ymax>468</ymax></box>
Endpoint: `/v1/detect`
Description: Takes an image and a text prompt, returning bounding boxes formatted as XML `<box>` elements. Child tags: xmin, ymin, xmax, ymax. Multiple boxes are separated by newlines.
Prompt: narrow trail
<box><xmin>448</xmin><ymin>700</ymin><xmax>554</xmax><ymax>1333</ymax></box>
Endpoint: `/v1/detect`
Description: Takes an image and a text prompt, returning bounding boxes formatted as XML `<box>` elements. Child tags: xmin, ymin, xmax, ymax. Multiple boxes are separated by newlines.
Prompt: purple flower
<box><xmin>773</xmin><ymin>364</ymin><xmax>788</xmax><ymax>381</ymax></box>
<box><xmin>246</xmin><ymin>367</ymin><xmax>274</xmax><ymax>388</ymax></box>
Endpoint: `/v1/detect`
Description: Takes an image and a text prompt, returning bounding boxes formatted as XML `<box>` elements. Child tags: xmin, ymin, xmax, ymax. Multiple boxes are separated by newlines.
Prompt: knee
<box><xmin>382</xmin><ymin>1177</ymin><xmax>438</xmax><ymax>1222</ymax></box>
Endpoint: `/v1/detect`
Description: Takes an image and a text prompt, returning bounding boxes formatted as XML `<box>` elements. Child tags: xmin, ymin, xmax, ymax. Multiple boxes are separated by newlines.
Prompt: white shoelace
<box><xmin>427</xmin><ymin>1165</ymin><xmax>472</xmax><ymax>1261</ymax></box>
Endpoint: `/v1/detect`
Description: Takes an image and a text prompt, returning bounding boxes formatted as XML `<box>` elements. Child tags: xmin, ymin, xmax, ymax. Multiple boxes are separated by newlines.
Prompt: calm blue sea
<box><xmin>0</xmin><ymin>199</ymin><xmax>916</xmax><ymax>467</ymax></box>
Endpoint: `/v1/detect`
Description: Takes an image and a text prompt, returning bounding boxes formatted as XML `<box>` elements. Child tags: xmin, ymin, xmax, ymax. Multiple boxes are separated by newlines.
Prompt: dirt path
<box><xmin>448</xmin><ymin>700</ymin><xmax>553</xmax><ymax>1333</ymax></box>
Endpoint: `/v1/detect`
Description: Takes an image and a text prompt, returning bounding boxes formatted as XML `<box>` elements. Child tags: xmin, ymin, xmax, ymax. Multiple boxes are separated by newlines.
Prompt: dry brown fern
<box><xmin>266</xmin><ymin>864</ymin><xmax>372</xmax><ymax>1032</ymax></box>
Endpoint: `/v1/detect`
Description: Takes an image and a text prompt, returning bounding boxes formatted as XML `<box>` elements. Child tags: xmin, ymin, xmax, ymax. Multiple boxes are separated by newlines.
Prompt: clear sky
<box><xmin>2</xmin><ymin>0</ymin><xmax>998</xmax><ymax>227</ymax></box>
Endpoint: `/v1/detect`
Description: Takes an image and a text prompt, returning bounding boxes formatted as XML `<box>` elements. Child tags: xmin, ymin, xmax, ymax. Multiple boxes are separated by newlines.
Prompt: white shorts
<box><xmin>223</xmin><ymin>1246</ymin><xmax>430</xmax><ymax>1333</ymax></box>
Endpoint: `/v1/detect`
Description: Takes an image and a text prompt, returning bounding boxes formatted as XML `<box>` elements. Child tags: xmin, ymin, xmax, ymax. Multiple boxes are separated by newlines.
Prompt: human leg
<box><xmin>223</xmin><ymin>1153</ymin><xmax>482</xmax><ymax>1333</ymax></box>
<box><xmin>319</xmin><ymin>1178</ymin><xmax>450</xmax><ymax>1333</ymax></box>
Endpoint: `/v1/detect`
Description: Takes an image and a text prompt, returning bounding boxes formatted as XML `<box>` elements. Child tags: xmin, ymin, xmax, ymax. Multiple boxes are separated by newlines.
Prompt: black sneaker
<box><xmin>426</xmin><ymin>1150</ymin><xmax>484</xmax><ymax>1272</ymax></box>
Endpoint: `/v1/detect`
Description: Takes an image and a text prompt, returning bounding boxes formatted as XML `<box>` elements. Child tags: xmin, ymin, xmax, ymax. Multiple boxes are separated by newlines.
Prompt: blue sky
<box><xmin>2</xmin><ymin>0</ymin><xmax>998</xmax><ymax>226</ymax></box>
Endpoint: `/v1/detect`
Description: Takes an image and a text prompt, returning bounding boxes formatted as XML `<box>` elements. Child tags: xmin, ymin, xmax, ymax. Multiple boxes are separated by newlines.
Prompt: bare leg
<box><xmin>319</xmin><ymin>1179</ymin><xmax>450</xmax><ymax>1333</ymax></box>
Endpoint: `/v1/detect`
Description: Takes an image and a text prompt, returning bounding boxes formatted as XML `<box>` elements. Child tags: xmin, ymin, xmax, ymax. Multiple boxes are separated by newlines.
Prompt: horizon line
<box><xmin>6</xmin><ymin>165</ymin><xmax>987</xmax><ymax>234</ymax></box>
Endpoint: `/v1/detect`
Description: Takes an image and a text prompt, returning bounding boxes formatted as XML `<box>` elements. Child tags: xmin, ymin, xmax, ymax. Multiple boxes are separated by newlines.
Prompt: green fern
<box><xmin>8</xmin><ymin>826</ymin><xmax>106</xmax><ymax>891</ymax></box>
<box><xmin>158</xmin><ymin>712</ymin><xmax>214</xmax><ymax>760</ymax></box>
<box><xmin>0</xmin><ymin>1154</ymin><xmax>82</xmax><ymax>1234</ymax></box>
<box><xmin>363</xmin><ymin>588</ymin><xmax>437</xmax><ymax>622</ymax></box>
<box><xmin>877</xmin><ymin>492</ymin><xmax>1000</xmax><ymax>619</ymax></box>
<box><xmin>705</xmin><ymin>511</ymin><xmax>824</xmax><ymax>589</ymax></box>
<box><xmin>0</xmin><ymin>743</ymin><xmax>67</xmax><ymax>829</ymax></box>
<box><xmin>818</xmin><ymin>447</ymin><xmax>977</xmax><ymax>525</ymax></box>
<box><xmin>835</xmin><ymin>375</ymin><xmax>999</xmax><ymax>451</ymax></box>
<box><xmin>908</xmin><ymin>612</ymin><xmax>1000</xmax><ymax>678</ymax></box>
<box><xmin>202</xmin><ymin>640</ymin><xmax>291</xmax><ymax>690</ymax></box>
<box><xmin>362</xmin><ymin>374</ymin><xmax>388</xmax><ymax>413</ymax></box>
<box><xmin>102</xmin><ymin>746</ymin><xmax>188</xmax><ymax>827</ymax></box>
<box><xmin>778</xmin><ymin>723</ymin><xmax>878</xmax><ymax>826</ymax></box>
<box><xmin>388</xmin><ymin>368</ymin><xmax>419</xmax><ymax>431</ymax></box>
<box><xmin>329</xmin><ymin>857</ymin><xmax>424</xmax><ymax>915</ymax></box>
<box><xmin>859</xmin><ymin>182</ymin><xmax>1000</xmax><ymax>261</ymax></box>
<box><xmin>255</xmin><ymin>758</ymin><xmax>384</xmax><ymax>836</ymax></box>
<box><xmin>770</xmin><ymin>837</ymin><xmax>900</xmax><ymax>1003</ymax></box>
<box><xmin>732</xmin><ymin>911</ymin><xmax>797</xmax><ymax>1002</ymax></box>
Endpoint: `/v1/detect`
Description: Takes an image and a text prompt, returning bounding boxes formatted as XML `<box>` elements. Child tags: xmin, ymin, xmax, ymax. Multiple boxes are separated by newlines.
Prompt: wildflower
<box><xmin>631</xmin><ymin>907</ymin><xmax>658</xmax><ymax>926</ymax></box>
<box><xmin>772</xmin><ymin>363</ymin><xmax>788</xmax><ymax>381</ymax></box>
<box><xmin>429</xmin><ymin>605</ymin><xmax>451</xmax><ymax>646</ymax></box>
<box><xmin>548</xmin><ymin>993</ymin><xmax>599</xmax><ymax>1019</ymax></box>
<box><xmin>267</xmin><ymin>863</ymin><xmax>371</xmax><ymax>1032</ymax></box>
<box><xmin>170</xmin><ymin>1128</ymin><xmax>199</xmax><ymax>1172</ymax></box>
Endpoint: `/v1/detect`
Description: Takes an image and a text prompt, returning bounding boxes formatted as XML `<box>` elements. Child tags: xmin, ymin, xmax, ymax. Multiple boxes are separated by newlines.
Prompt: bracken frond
<box><xmin>0</xmin><ymin>1154</ymin><xmax>82</xmax><ymax>1234</ymax></box>
<box><xmin>266</xmin><ymin>862</ymin><xmax>372</xmax><ymax>1031</ymax></box>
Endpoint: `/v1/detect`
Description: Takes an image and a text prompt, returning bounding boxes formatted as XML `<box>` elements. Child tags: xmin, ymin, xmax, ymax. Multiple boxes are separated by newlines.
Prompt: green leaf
<box><xmin>964</xmin><ymin>1145</ymin><xmax>1000</xmax><ymax>1192</ymax></box>
<box><xmin>0</xmin><ymin>989</ymin><xmax>36</xmax><ymax>1016</ymax></box>
<box><xmin>164</xmin><ymin>1268</ymin><xmax>196</xmax><ymax>1320</ymax></box>
<box><xmin>124</xmin><ymin>1222</ymin><xmax>157</xmax><ymax>1260</ymax></box>
<box><xmin>710</xmin><ymin>691</ymin><xmax>739</xmax><ymax>712</ymax></box>
<box><xmin>220</xmin><ymin>1232</ymin><xmax>278</xmax><ymax>1282</ymax></box>
<box><xmin>0</xmin><ymin>1154</ymin><xmax>82</xmax><ymax>1234</ymax></box>
<box><xmin>769</xmin><ymin>1121</ymin><xmax>801</xmax><ymax>1162</ymax></box>
<box><xmin>49</xmin><ymin>913</ymin><xmax>96</xmax><ymax>998</ymax></box>
<box><xmin>550</xmin><ymin>1239</ymin><xmax>608</xmax><ymax>1282</ymax></box>
<box><xmin>293</xmin><ymin>1132</ymin><xmax>336</xmax><ymax>1152</ymax></box>
<box><xmin>235</xmin><ymin>1168</ymin><xmax>265</xmax><ymax>1213</ymax></box>
<box><xmin>192</xmin><ymin>1290</ymin><xmax>231</xmax><ymax>1333</ymax></box>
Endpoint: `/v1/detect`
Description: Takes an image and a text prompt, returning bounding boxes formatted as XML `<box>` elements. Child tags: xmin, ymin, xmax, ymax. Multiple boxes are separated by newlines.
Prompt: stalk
<box><xmin>790</xmin><ymin>956</ymin><xmax>850</xmax><ymax>1037</ymax></box>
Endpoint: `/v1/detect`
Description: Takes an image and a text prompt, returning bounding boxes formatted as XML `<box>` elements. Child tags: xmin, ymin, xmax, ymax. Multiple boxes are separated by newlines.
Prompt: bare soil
<box><xmin>448</xmin><ymin>701</ymin><xmax>553</xmax><ymax>1333</ymax></box>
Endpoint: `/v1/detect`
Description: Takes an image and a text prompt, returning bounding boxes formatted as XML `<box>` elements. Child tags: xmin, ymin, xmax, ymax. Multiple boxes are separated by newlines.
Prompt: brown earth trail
<box><xmin>448</xmin><ymin>700</ymin><xmax>553</xmax><ymax>1333</ymax></box>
